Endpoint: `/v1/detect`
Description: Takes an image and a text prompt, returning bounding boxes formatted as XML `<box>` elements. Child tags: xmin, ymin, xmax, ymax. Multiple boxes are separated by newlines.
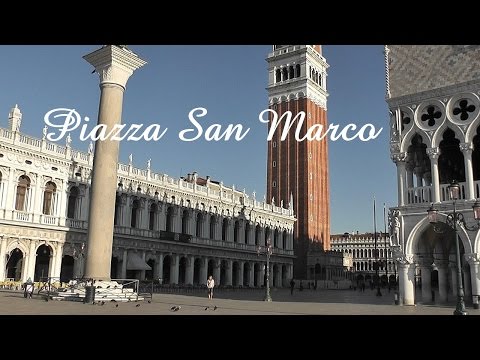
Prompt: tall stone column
<box><xmin>248</xmin><ymin>263</ymin><xmax>255</xmax><ymax>286</ymax></box>
<box><xmin>32</xmin><ymin>178</ymin><xmax>43</xmax><ymax>222</ymax></box>
<box><xmin>463</xmin><ymin>265</ymin><xmax>471</xmax><ymax>298</ymax></box>
<box><xmin>468</xmin><ymin>256</ymin><xmax>480</xmax><ymax>306</ymax></box>
<box><xmin>225</xmin><ymin>259</ymin><xmax>233</xmax><ymax>285</ymax></box>
<box><xmin>6</xmin><ymin>169</ymin><xmax>16</xmax><ymax>220</ymax></box>
<box><xmin>170</xmin><ymin>254</ymin><xmax>179</xmax><ymax>284</ymax></box>
<box><xmin>154</xmin><ymin>253</ymin><xmax>163</xmax><ymax>280</ymax></box>
<box><xmin>200</xmin><ymin>257</ymin><xmax>208</xmax><ymax>285</ymax></box>
<box><xmin>213</xmin><ymin>259</ymin><xmax>221</xmax><ymax>285</ymax></box>
<box><xmin>275</xmin><ymin>264</ymin><xmax>282</xmax><ymax>287</ymax></box>
<box><xmin>460</xmin><ymin>143</ymin><xmax>475</xmax><ymax>200</ymax></box>
<box><xmin>398</xmin><ymin>257</ymin><xmax>415</xmax><ymax>305</ymax></box>
<box><xmin>83</xmin><ymin>46</ymin><xmax>146</xmax><ymax>280</ymax></box>
<box><xmin>238</xmin><ymin>261</ymin><xmax>244</xmax><ymax>286</ymax></box>
<box><xmin>57</xmin><ymin>182</ymin><xmax>67</xmax><ymax>226</ymax></box>
<box><xmin>0</xmin><ymin>236</ymin><xmax>7</xmax><ymax>281</ymax></box>
<box><xmin>120</xmin><ymin>249</ymin><xmax>128</xmax><ymax>279</ymax></box>
<box><xmin>392</xmin><ymin>153</ymin><xmax>407</xmax><ymax>206</ymax></box>
<box><xmin>437</xmin><ymin>261</ymin><xmax>449</xmax><ymax>303</ymax></box>
<box><xmin>186</xmin><ymin>255</ymin><xmax>194</xmax><ymax>285</ymax></box>
<box><xmin>419</xmin><ymin>262</ymin><xmax>432</xmax><ymax>303</ymax></box>
<box><xmin>139</xmin><ymin>251</ymin><xmax>146</xmax><ymax>280</ymax></box>
<box><xmin>427</xmin><ymin>148</ymin><xmax>440</xmax><ymax>203</ymax></box>
<box><xmin>258</xmin><ymin>263</ymin><xmax>265</xmax><ymax>287</ymax></box>
<box><xmin>53</xmin><ymin>242</ymin><xmax>64</xmax><ymax>280</ymax></box>
<box><xmin>27</xmin><ymin>240</ymin><xmax>37</xmax><ymax>282</ymax></box>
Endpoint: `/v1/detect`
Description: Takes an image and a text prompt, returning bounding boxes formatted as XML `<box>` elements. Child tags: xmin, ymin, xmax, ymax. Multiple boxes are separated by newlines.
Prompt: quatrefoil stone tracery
<box><xmin>421</xmin><ymin>106</ymin><xmax>442</xmax><ymax>127</ymax></box>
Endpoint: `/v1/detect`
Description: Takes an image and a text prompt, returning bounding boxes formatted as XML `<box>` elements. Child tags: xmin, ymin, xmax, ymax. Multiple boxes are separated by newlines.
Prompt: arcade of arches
<box><xmin>0</xmin><ymin>233</ymin><xmax>293</xmax><ymax>288</ymax></box>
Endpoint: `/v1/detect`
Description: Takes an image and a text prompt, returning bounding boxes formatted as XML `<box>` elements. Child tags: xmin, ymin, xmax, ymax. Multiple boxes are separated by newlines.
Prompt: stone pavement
<box><xmin>1</xmin><ymin>287</ymin><xmax>477</xmax><ymax>315</ymax></box>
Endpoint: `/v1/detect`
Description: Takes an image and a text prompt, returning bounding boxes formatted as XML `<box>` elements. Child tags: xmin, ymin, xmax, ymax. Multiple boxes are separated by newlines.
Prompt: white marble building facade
<box><xmin>0</xmin><ymin>106</ymin><xmax>295</xmax><ymax>287</ymax></box>
<box><xmin>386</xmin><ymin>45</ymin><xmax>480</xmax><ymax>305</ymax></box>
<box><xmin>331</xmin><ymin>233</ymin><xmax>395</xmax><ymax>283</ymax></box>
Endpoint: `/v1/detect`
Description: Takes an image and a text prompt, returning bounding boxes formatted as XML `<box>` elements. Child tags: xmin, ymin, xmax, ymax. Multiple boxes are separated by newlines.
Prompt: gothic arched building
<box><xmin>387</xmin><ymin>45</ymin><xmax>480</xmax><ymax>306</ymax></box>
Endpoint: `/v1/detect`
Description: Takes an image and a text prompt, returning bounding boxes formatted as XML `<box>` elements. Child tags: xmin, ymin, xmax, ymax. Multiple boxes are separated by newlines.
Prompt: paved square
<box><xmin>0</xmin><ymin>288</ymin><xmax>477</xmax><ymax>315</ymax></box>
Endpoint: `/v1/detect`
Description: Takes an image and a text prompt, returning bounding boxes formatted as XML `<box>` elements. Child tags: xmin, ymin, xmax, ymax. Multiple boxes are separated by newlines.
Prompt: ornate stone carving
<box><xmin>426</xmin><ymin>147</ymin><xmax>440</xmax><ymax>159</ymax></box>
<box><xmin>464</xmin><ymin>253</ymin><xmax>479</xmax><ymax>265</ymax></box>
<box><xmin>459</xmin><ymin>142</ymin><xmax>473</xmax><ymax>153</ymax></box>
<box><xmin>391</xmin><ymin>152</ymin><xmax>407</xmax><ymax>163</ymax></box>
<box><xmin>388</xmin><ymin>209</ymin><xmax>400</xmax><ymax>247</ymax></box>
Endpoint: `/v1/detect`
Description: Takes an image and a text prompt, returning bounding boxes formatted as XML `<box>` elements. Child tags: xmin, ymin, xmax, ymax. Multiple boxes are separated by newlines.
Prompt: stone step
<box><xmin>51</xmin><ymin>295</ymin><xmax>144</xmax><ymax>302</ymax></box>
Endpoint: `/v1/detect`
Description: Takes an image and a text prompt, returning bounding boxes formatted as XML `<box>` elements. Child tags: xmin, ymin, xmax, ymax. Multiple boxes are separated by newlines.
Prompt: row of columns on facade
<box><xmin>398</xmin><ymin>257</ymin><xmax>480</xmax><ymax>305</ymax></box>
<box><xmin>114</xmin><ymin>198</ymin><xmax>294</xmax><ymax>249</ymax></box>
<box><xmin>74</xmin><ymin>250</ymin><xmax>293</xmax><ymax>287</ymax></box>
<box><xmin>393</xmin><ymin>143</ymin><xmax>476</xmax><ymax>205</ymax></box>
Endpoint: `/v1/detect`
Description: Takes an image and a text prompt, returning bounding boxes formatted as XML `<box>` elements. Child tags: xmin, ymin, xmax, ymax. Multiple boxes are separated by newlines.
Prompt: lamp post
<box><xmin>427</xmin><ymin>180</ymin><xmax>480</xmax><ymax>316</ymax></box>
<box><xmin>257</xmin><ymin>237</ymin><xmax>273</xmax><ymax>302</ymax></box>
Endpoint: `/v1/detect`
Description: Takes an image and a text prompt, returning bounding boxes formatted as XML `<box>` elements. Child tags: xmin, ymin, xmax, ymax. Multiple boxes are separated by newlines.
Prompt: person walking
<box><xmin>207</xmin><ymin>275</ymin><xmax>215</xmax><ymax>300</ymax></box>
<box><xmin>290</xmin><ymin>278</ymin><xmax>295</xmax><ymax>295</ymax></box>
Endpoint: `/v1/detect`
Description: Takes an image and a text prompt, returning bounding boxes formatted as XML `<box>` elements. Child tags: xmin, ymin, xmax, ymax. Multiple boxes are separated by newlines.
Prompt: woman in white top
<box><xmin>207</xmin><ymin>275</ymin><xmax>215</xmax><ymax>299</ymax></box>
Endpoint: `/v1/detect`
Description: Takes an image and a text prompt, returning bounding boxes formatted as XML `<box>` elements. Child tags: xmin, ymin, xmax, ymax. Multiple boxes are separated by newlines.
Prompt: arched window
<box><xmin>318</xmin><ymin>74</ymin><xmax>322</xmax><ymax>86</ymax></box>
<box><xmin>67</xmin><ymin>186</ymin><xmax>79</xmax><ymax>219</ymax></box>
<box><xmin>43</xmin><ymin>181</ymin><xmax>57</xmax><ymax>215</ymax></box>
<box><xmin>255</xmin><ymin>225</ymin><xmax>261</xmax><ymax>246</ymax></box>
<box><xmin>439</xmin><ymin>128</ymin><xmax>465</xmax><ymax>186</ymax></box>
<box><xmin>131</xmin><ymin>199</ymin><xmax>140</xmax><ymax>228</ymax></box>
<box><xmin>283</xmin><ymin>230</ymin><xmax>287</xmax><ymax>249</ymax></box>
<box><xmin>289</xmin><ymin>66</ymin><xmax>294</xmax><ymax>79</ymax></box>
<box><xmin>275</xmin><ymin>69</ymin><xmax>281</xmax><ymax>83</ymax></box>
<box><xmin>265</xmin><ymin>227</ymin><xmax>271</xmax><ymax>245</ymax></box>
<box><xmin>295</xmin><ymin>64</ymin><xmax>301</xmax><ymax>77</ymax></box>
<box><xmin>245</xmin><ymin>222</ymin><xmax>250</xmax><ymax>244</ymax></box>
<box><xmin>234</xmin><ymin>220</ymin><xmax>239</xmax><ymax>243</ymax></box>
<box><xmin>210</xmin><ymin>215</ymin><xmax>216</xmax><ymax>239</ymax></box>
<box><xmin>282</xmin><ymin>68</ymin><xmax>288</xmax><ymax>81</ymax></box>
<box><xmin>182</xmin><ymin>210</ymin><xmax>189</xmax><ymax>234</ymax></box>
<box><xmin>196</xmin><ymin>212</ymin><xmax>203</xmax><ymax>237</ymax></box>
<box><xmin>149</xmin><ymin>203</ymin><xmax>157</xmax><ymax>230</ymax></box>
<box><xmin>166</xmin><ymin>207</ymin><xmax>174</xmax><ymax>232</ymax></box>
<box><xmin>222</xmin><ymin>218</ymin><xmax>229</xmax><ymax>241</ymax></box>
<box><xmin>273</xmin><ymin>228</ymin><xmax>279</xmax><ymax>247</ymax></box>
<box><xmin>15</xmin><ymin>175</ymin><xmax>30</xmax><ymax>211</ymax></box>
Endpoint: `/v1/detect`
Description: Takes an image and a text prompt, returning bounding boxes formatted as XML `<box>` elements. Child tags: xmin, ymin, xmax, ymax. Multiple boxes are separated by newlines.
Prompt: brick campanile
<box><xmin>266</xmin><ymin>45</ymin><xmax>330</xmax><ymax>279</ymax></box>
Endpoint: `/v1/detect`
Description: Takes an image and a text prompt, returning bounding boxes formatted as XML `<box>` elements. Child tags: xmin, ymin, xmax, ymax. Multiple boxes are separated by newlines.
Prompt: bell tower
<box><xmin>266</xmin><ymin>45</ymin><xmax>330</xmax><ymax>278</ymax></box>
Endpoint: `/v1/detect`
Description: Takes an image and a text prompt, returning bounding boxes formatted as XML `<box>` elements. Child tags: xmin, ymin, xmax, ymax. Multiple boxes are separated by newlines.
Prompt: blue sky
<box><xmin>0</xmin><ymin>45</ymin><xmax>396</xmax><ymax>234</ymax></box>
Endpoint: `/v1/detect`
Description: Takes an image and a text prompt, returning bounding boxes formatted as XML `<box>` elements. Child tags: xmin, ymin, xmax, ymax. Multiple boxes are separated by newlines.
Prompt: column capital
<box><xmin>459</xmin><ymin>142</ymin><xmax>474</xmax><ymax>154</ymax></box>
<box><xmin>391</xmin><ymin>152</ymin><xmax>407</xmax><ymax>164</ymax></box>
<box><xmin>465</xmin><ymin>253</ymin><xmax>480</xmax><ymax>265</ymax></box>
<box><xmin>396</xmin><ymin>253</ymin><xmax>414</xmax><ymax>265</ymax></box>
<box><xmin>426</xmin><ymin>147</ymin><xmax>440</xmax><ymax>160</ymax></box>
<box><xmin>83</xmin><ymin>45</ymin><xmax>147</xmax><ymax>89</ymax></box>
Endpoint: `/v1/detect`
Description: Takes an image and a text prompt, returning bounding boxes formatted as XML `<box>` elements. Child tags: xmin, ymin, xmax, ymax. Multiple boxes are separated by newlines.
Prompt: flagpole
<box><xmin>383</xmin><ymin>203</ymin><xmax>389</xmax><ymax>291</ymax></box>
<box><xmin>373</xmin><ymin>196</ymin><xmax>382</xmax><ymax>296</ymax></box>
